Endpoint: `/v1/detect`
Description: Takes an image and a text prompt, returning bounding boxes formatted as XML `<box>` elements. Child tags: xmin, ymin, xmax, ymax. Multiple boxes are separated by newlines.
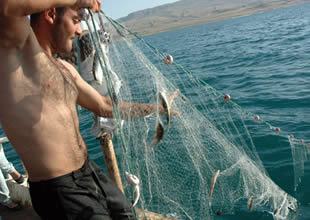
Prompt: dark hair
<box><xmin>30</xmin><ymin>8</ymin><xmax>66</xmax><ymax>26</ymax></box>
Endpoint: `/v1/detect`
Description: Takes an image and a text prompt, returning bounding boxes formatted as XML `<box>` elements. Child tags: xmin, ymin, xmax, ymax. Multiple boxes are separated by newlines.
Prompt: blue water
<box><xmin>142</xmin><ymin>4</ymin><xmax>310</xmax><ymax>219</ymax></box>
<box><xmin>1</xmin><ymin>3</ymin><xmax>310</xmax><ymax>219</ymax></box>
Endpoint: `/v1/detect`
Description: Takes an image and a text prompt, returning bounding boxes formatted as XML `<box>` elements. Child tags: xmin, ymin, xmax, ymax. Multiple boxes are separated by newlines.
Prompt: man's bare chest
<box><xmin>0</xmin><ymin>53</ymin><xmax>78</xmax><ymax>109</ymax></box>
<box><xmin>0</xmin><ymin>57</ymin><xmax>79</xmax><ymax>129</ymax></box>
<box><xmin>39</xmin><ymin>56</ymin><xmax>78</xmax><ymax>100</ymax></box>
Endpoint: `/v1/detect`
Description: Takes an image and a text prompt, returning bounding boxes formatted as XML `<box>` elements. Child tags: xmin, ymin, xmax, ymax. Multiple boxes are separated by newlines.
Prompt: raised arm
<box><xmin>0</xmin><ymin>0</ymin><xmax>100</xmax><ymax>17</ymax></box>
<box><xmin>0</xmin><ymin>0</ymin><xmax>100</xmax><ymax>49</ymax></box>
<box><xmin>60</xmin><ymin>60</ymin><xmax>167</xmax><ymax>120</ymax></box>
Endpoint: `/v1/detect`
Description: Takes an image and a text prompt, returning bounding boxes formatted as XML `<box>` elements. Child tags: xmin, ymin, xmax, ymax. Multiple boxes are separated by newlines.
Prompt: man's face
<box><xmin>52</xmin><ymin>8</ymin><xmax>82</xmax><ymax>56</ymax></box>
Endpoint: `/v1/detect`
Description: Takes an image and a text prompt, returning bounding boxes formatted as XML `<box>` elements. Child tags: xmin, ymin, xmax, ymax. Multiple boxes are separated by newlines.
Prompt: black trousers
<box><xmin>29</xmin><ymin>158</ymin><xmax>135</xmax><ymax>220</ymax></box>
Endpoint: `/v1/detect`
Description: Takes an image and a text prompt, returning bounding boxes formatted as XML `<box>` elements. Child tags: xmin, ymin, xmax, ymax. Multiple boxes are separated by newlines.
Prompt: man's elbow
<box><xmin>0</xmin><ymin>0</ymin><xmax>9</xmax><ymax>17</ymax></box>
<box><xmin>0</xmin><ymin>0</ymin><xmax>26</xmax><ymax>17</ymax></box>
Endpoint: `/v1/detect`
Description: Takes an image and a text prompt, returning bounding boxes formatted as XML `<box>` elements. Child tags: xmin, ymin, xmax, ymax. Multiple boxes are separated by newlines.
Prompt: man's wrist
<box><xmin>158</xmin><ymin>104</ymin><xmax>165</xmax><ymax>115</ymax></box>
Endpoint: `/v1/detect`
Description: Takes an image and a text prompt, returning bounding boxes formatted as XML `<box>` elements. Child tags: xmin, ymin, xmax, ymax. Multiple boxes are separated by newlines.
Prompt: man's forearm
<box><xmin>98</xmin><ymin>97</ymin><xmax>163</xmax><ymax>120</ymax></box>
<box><xmin>118</xmin><ymin>102</ymin><xmax>161</xmax><ymax>120</ymax></box>
<box><xmin>0</xmin><ymin>0</ymin><xmax>78</xmax><ymax>17</ymax></box>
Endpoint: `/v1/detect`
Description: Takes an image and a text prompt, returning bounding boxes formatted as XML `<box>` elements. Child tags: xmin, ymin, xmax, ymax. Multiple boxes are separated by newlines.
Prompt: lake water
<box><xmin>142</xmin><ymin>4</ymin><xmax>310</xmax><ymax>219</ymax></box>
<box><xmin>1</xmin><ymin>3</ymin><xmax>310</xmax><ymax>219</ymax></box>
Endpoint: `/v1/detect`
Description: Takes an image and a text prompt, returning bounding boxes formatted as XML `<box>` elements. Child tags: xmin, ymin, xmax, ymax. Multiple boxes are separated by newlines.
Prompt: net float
<box><xmin>163</xmin><ymin>55</ymin><xmax>174</xmax><ymax>65</ymax></box>
<box><xmin>223</xmin><ymin>94</ymin><xmax>231</xmax><ymax>102</ymax></box>
<box><xmin>253</xmin><ymin>115</ymin><xmax>260</xmax><ymax>121</ymax></box>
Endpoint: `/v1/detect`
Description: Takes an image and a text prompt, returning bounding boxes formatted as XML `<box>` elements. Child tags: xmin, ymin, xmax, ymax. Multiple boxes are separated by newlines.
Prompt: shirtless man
<box><xmin>0</xmin><ymin>1</ymin><xmax>175</xmax><ymax>219</ymax></box>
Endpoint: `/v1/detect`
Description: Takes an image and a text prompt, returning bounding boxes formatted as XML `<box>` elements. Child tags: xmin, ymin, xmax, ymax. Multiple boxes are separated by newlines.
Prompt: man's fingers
<box><xmin>75</xmin><ymin>0</ymin><xmax>101</xmax><ymax>13</ymax></box>
<box><xmin>91</xmin><ymin>0</ymin><xmax>101</xmax><ymax>13</ymax></box>
<box><xmin>96</xmin><ymin>0</ymin><xmax>102</xmax><ymax>12</ymax></box>
<box><xmin>169</xmin><ymin>89</ymin><xmax>179</xmax><ymax>106</ymax></box>
<box><xmin>171</xmin><ymin>109</ymin><xmax>180</xmax><ymax>116</ymax></box>
<box><xmin>74</xmin><ymin>0</ymin><xmax>92</xmax><ymax>8</ymax></box>
<box><xmin>169</xmin><ymin>90</ymin><xmax>180</xmax><ymax>117</ymax></box>
<box><xmin>88</xmin><ymin>0</ymin><xmax>100</xmax><ymax>13</ymax></box>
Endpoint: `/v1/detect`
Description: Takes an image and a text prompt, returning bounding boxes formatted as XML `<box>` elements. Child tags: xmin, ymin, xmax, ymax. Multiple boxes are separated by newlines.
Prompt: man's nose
<box><xmin>76</xmin><ymin>24</ymin><xmax>82</xmax><ymax>36</ymax></box>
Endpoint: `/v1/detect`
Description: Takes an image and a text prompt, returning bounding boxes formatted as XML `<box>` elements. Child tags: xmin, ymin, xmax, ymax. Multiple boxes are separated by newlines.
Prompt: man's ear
<box><xmin>44</xmin><ymin>8</ymin><xmax>57</xmax><ymax>25</ymax></box>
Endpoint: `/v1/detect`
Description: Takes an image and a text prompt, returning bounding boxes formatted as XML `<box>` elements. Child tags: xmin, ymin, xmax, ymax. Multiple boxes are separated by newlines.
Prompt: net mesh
<box><xmin>289</xmin><ymin>136</ymin><xmax>310</xmax><ymax>193</ymax></box>
<box><xmin>64</xmin><ymin>11</ymin><xmax>302</xmax><ymax>219</ymax></box>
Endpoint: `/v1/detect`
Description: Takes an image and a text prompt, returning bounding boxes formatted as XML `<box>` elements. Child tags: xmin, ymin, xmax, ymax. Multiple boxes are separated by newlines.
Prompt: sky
<box><xmin>102</xmin><ymin>0</ymin><xmax>179</xmax><ymax>19</ymax></box>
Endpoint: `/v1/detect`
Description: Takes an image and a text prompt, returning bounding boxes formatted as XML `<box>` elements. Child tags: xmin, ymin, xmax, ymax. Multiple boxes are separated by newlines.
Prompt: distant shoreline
<box><xmin>120</xmin><ymin>1</ymin><xmax>308</xmax><ymax>37</ymax></box>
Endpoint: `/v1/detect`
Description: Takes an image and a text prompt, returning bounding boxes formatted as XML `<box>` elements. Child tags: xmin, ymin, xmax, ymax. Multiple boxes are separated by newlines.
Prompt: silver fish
<box><xmin>78</xmin><ymin>30</ymin><xmax>93</xmax><ymax>62</ymax></box>
<box><xmin>98</xmin><ymin>12</ymin><xmax>107</xmax><ymax>33</ymax></box>
<box><xmin>132</xmin><ymin>185</ymin><xmax>140</xmax><ymax>207</ymax></box>
<box><xmin>78</xmin><ymin>31</ymin><xmax>103</xmax><ymax>83</ymax></box>
<box><xmin>248</xmin><ymin>196</ymin><xmax>254</xmax><ymax>211</ymax></box>
<box><xmin>150</xmin><ymin>121</ymin><xmax>164</xmax><ymax>147</ymax></box>
<box><xmin>209</xmin><ymin>170</ymin><xmax>220</xmax><ymax>201</ymax></box>
<box><xmin>159</xmin><ymin>92</ymin><xmax>171</xmax><ymax>130</ymax></box>
<box><xmin>125</xmin><ymin>172</ymin><xmax>140</xmax><ymax>207</ymax></box>
<box><xmin>288</xmin><ymin>206</ymin><xmax>296</xmax><ymax>212</ymax></box>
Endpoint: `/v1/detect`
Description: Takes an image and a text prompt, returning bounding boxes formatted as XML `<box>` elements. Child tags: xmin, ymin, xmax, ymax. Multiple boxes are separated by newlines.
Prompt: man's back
<box><xmin>0</xmin><ymin>11</ymin><xmax>87</xmax><ymax>182</ymax></box>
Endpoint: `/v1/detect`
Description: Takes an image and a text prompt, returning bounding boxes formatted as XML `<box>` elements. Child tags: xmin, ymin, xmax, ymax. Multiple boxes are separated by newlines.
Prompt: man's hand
<box><xmin>169</xmin><ymin>90</ymin><xmax>179</xmax><ymax>106</ymax></box>
<box><xmin>75</xmin><ymin>0</ymin><xmax>101</xmax><ymax>13</ymax></box>
<box><xmin>159</xmin><ymin>89</ymin><xmax>179</xmax><ymax>116</ymax></box>
<box><xmin>169</xmin><ymin>90</ymin><xmax>180</xmax><ymax>116</ymax></box>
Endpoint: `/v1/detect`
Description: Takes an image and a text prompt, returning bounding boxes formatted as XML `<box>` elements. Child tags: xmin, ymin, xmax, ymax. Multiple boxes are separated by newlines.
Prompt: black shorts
<box><xmin>29</xmin><ymin>158</ymin><xmax>136</xmax><ymax>220</ymax></box>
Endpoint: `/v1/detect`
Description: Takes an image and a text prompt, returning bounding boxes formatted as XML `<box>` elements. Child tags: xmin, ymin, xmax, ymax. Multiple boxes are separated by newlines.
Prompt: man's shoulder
<box><xmin>59</xmin><ymin>59</ymin><xmax>75</xmax><ymax>71</ymax></box>
<box><xmin>58</xmin><ymin>59</ymin><xmax>80</xmax><ymax>79</ymax></box>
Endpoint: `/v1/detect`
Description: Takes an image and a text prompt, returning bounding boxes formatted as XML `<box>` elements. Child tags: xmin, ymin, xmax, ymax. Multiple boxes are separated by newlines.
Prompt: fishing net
<box><xmin>289</xmin><ymin>136</ymin><xmax>310</xmax><ymax>193</ymax></box>
<box><xmin>63</xmin><ymin>10</ymin><xmax>301</xmax><ymax>220</ymax></box>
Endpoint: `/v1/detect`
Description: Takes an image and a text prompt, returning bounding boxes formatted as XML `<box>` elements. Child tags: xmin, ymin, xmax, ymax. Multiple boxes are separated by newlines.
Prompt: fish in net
<box><xmin>61</xmin><ymin>10</ymin><xmax>302</xmax><ymax>220</ymax></box>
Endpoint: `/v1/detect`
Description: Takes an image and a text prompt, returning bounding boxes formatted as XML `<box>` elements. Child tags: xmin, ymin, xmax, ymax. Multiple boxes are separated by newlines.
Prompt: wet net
<box><xmin>289</xmin><ymin>136</ymin><xmax>310</xmax><ymax>193</ymax></box>
<box><xmin>63</xmin><ymin>10</ymin><xmax>303</xmax><ymax>220</ymax></box>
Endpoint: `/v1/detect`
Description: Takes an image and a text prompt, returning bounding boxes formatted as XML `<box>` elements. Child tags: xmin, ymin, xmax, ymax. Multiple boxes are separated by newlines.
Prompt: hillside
<box><xmin>116</xmin><ymin>0</ymin><xmax>309</xmax><ymax>36</ymax></box>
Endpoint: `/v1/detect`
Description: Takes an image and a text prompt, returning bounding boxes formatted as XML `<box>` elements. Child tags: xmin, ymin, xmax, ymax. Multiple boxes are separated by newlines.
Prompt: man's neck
<box><xmin>32</xmin><ymin>24</ymin><xmax>56</xmax><ymax>57</ymax></box>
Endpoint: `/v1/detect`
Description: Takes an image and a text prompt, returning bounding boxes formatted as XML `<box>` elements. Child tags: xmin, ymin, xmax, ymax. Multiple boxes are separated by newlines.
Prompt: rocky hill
<box><xmin>116</xmin><ymin>0</ymin><xmax>309</xmax><ymax>36</ymax></box>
